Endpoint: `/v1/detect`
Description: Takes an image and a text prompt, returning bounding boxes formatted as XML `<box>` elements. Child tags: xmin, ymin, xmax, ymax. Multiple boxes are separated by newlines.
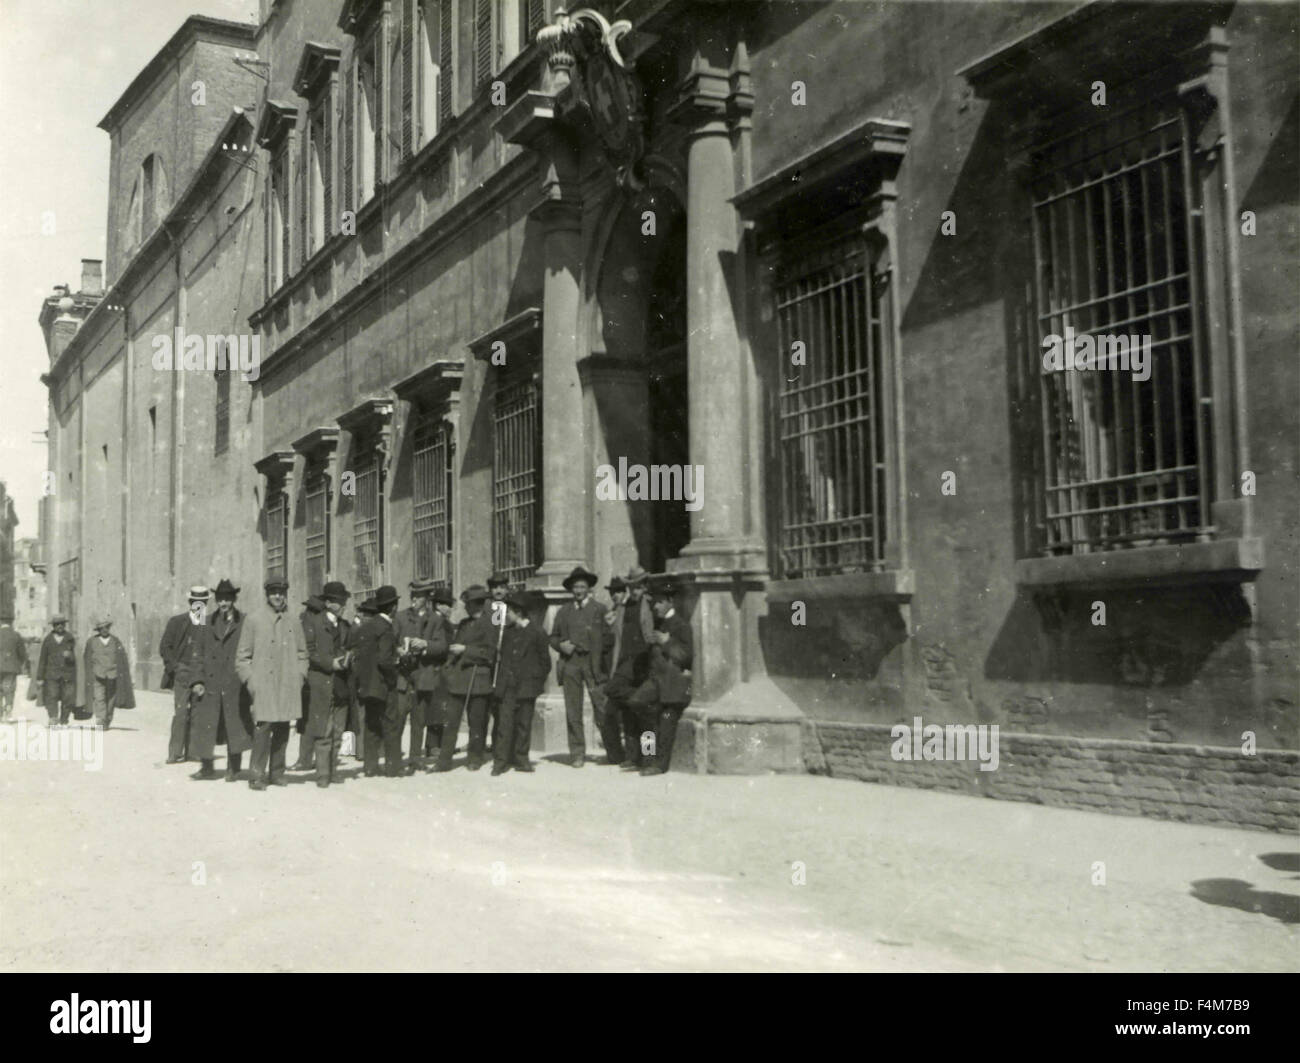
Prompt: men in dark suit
<box><xmin>36</xmin><ymin>615</ymin><xmax>78</xmax><ymax>726</ymax></box>
<box><xmin>395</xmin><ymin>578</ymin><xmax>448</xmax><ymax>771</ymax></box>
<box><xmin>301</xmin><ymin>581</ymin><xmax>354</xmax><ymax>788</ymax></box>
<box><xmin>82</xmin><ymin>617</ymin><xmax>135</xmax><ymax>730</ymax></box>
<box><xmin>491</xmin><ymin>593</ymin><xmax>551</xmax><ymax>775</ymax></box>
<box><xmin>550</xmin><ymin>566</ymin><xmax>618</xmax><ymax>768</ymax></box>
<box><xmin>424</xmin><ymin>587</ymin><xmax>456</xmax><ymax>756</ymax></box>
<box><xmin>191</xmin><ymin>579</ymin><xmax>253</xmax><ymax>781</ymax></box>
<box><xmin>604</xmin><ymin>568</ymin><xmax>656</xmax><ymax>772</ymax></box>
<box><xmin>434</xmin><ymin>585</ymin><xmax>496</xmax><ymax>772</ymax></box>
<box><xmin>0</xmin><ymin>616</ymin><xmax>28</xmax><ymax>721</ymax></box>
<box><xmin>353</xmin><ymin>585</ymin><xmax>401</xmax><ymax>777</ymax></box>
<box><xmin>630</xmin><ymin>579</ymin><xmax>694</xmax><ymax>776</ymax></box>
<box><xmin>159</xmin><ymin>586</ymin><xmax>213</xmax><ymax>762</ymax></box>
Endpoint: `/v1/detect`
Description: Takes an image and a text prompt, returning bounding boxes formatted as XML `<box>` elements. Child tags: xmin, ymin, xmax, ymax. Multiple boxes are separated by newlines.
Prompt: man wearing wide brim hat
<box><xmin>550</xmin><ymin>566</ymin><xmax>621</xmax><ymax>767</ymax></box>
<box><xmin>81</xmin><ymin>615</ymin><xmax>135</xmax><ymax>730</ymax></box>
<box><xmin>435</xmin><ymin>585</ymin><xmax>496</xmax><ymax>771</ymax></box>
<box><xmin>396</xmin><ymin>578</ymin><xmax>449</xmax><ymax>771</ymax></box>
<box><xmin>353</xmin><ymin>584</ymin><xmax>404</xmax><ymax>777</ymax></box>
<box><xmin>35</xmin><ymin>613</ymin><xmax>79</xmax><ymax>727</ymax></box>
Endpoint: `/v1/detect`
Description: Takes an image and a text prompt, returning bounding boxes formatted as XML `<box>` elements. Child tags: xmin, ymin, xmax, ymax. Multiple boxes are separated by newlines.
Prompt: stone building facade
<box><xmin>40</xmin><ymin>1</ymin><xmax>1299</xmax><ymax>830</ymax></box>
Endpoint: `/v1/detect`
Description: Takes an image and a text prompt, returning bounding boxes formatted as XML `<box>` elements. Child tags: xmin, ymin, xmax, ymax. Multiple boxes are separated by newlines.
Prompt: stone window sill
<box><xmin>1015</xmin><ymin>538</ymin><xmax>1263</xmax><ymax>589</ymax></box>
<box><xmin>766</xmin><ymin>569</ymin><xmax>914</xmax><ymax>602</ymax></box>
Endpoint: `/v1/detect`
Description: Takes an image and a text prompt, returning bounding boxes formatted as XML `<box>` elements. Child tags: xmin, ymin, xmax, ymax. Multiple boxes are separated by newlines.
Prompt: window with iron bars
<box><xmin>492</xmin><ymin>371</ymin><xmax>540</xmax><ymax>586</ymax></box>
<box><xmin>1030</xmin><ymin>95</ymin><xmax>1209</xmax><ymax>555</ymax></box>
<box><xmin>265</xmin><ymin>491</ymin><xmax>288</xmax><ymax>583</ymax></box>
<box><xmin>304</xmin><ymin>470</ymin><xmax>330</xmax><ymax>596</ymax></box>
<box><xmin>352</xmin><ymin>450</ymin><xmax>383</xmax><ymax>600</ymax></box>
<box><xmin>413</xmin><ymin>415</ymin><xmax>453</xmax><ymax>588</ymax></box>
<box><xmin>774</xmin><ymin>229</ymin><xmax>890</xmax><ymax>579</ymax></box>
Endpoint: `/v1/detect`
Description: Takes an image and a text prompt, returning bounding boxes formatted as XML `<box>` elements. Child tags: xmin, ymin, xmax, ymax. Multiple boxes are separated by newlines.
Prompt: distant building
<box><xmin>0</xmin><ymin>483</ymin><xmax>16</xmax><ymax>624</ymax></box>
<box><xmin>38</xmin><ymin>1</ymin><xmax>1300</xmax><ymax>830</ymax></box>
<box><xmin>13</xmin><ymin>538</ymin><xmax>47</xmax><ymax>644</ymax></box>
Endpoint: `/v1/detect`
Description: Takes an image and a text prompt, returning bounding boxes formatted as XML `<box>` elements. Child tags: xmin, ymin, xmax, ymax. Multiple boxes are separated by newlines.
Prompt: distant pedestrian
<box><xmin>81</xmin><ymin>617</ymin><xmax>135</xmax><ymax>730</ymax></box>
<box><xmin>189</xmin><ymin>580</ymin><xmax>253</xmax><ymax>781</ymax></box>
<box><xmin>434</xmin><ymin>585</ymin><xmax>496</xmax><ymax>772</ymax></box>
<box><xmin>159</xmin><ymin>586</ymin><xmax>212</xmax><ymax>762</ymax></box>
<box><xmin>0</xmin><ymin>616</ymin><xmax>27</xmax><ymax>721</ymax></box>
<box><xmin>491</xmin><ymin>593</ymin><xmax>551</xmax><ymax>775</ymax></box>
<box><xmin>353</xmin><ymin>585</ymin><xmax>401</xmax><ymax>777</ymax></box>
<box><xmin>235</xmin><ymin>578</ymin><xmax>308</xmax><ymax>790</ymax></box>
<box><xmin>36</xmin><ymin>615</ymin><xmax>79</xmax><ymax>726</ymax></box>
<box><xmin>550</xmin><ymin>566</ymin><xmax>618</xmax><ymax>768</ymax></box>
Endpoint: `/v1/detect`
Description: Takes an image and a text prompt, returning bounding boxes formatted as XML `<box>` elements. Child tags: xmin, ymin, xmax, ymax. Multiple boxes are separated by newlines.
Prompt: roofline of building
<box><xmin>97</xmin><ymin>15</ymin><xmax>257</xmax><ymax>133</ymax></box>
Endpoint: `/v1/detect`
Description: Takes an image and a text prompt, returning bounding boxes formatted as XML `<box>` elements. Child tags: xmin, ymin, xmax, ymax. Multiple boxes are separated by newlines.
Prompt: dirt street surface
<box><xmin>2</xmin><ymin>691</ymin><xmax>1297</xmax><ymax>972</ymax></box>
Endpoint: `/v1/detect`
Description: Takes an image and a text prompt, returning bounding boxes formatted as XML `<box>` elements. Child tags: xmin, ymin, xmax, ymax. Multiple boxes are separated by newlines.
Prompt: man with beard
<box><xmin>434</xmin><ymin>585</ymin><xmax>496</xmax><ymax>772</ymax></box>
<box><xmin>301</xmin><ymin>581</ymin><xmax>354</xmax><ymax>788</ymax></box>
<box><xmin>353</xmin><ymin>585</ymin><xmax>401</xmax><ymax>777</ymax></box>
<box><xmin>189</xmin><ymin>580</ymin><xmax>253</xmax><ymax>781</ymax></box>
<box><xmin>236</xmin><ymin>578</ymin><xmax>309</xmax><ymax>791</ymax></box>
<box><xmin>36</xmin><ymin>615</ymin><xmax>79</xmax><ymax>727</ymax></box>
<box><xmin>160</xmin><ymin>586</ymin><xmax>213</xmax><ymax>762</ymax></box>
<box><xmin>395</xmin><ymin>578</ymin><xmax>448</xmax><ymax>771</ymax></box>
<box><xmin>81</xmin><ymin>617</ymin><xmax>135</xmax><ymax>730</ymax></box>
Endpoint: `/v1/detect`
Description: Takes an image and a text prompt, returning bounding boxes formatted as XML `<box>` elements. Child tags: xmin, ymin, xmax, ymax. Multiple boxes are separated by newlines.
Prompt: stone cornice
<box><xmin>293</xmin><ymin>41</ymin><xmax>342</xmax><ymax>99</ymax></box>
<box><xmin>467</xmin><ymin>308</ymin><xmax>543</xmax><ymax>360</ymax></box>
<box><xmin>255</xmin><ymin>99</ymin><xmax>299</xmax><ymax>148</ymax></box>
<box><xmin>291</xmin><ymin>427</ymin><xmax>340</xmax><ymax>460</ymax></box>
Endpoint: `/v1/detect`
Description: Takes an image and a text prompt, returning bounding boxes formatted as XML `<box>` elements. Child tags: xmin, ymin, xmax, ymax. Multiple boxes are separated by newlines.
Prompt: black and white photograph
<box><xmin>0</xmin><ymin>0</ymin><xmax>1296</xmax><ymax>1018</ymax></box>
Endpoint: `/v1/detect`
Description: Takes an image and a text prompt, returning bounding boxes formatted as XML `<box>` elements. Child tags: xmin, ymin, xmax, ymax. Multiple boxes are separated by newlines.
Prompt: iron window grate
<box><xmin>492</xmin><ymin>371</ymin><xmax>541</xmax><ymax>586</ymax></box>
<box><xmin>413</xmin><ymin>415</ymin><xmax>453</xmax><ymax>588</ymax></box>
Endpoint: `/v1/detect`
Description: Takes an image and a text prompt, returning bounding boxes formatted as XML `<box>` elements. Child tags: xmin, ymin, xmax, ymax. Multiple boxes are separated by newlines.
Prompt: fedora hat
<box><xmin>409</xmin><ymin>577</ymin><xmax>435</xmax><ymax>594</ymax></box>
<box><xmin>373</xmin><ymin>585</ymin><xmax>400</xmax><ymax>609</ymax></box>
<box><xmin>431</xmin><ymin>586</ymin><xmax>455</xmax><ymax>606</ymax></box>
<box><xmin>322</xmin><ymin>580</ymin><xmax>351</xmax><ymax>603</ymax></box>
<box><xmin>357</xmin><ymin>597</ymin><xmax>378</xmax><ymax>615</ymax></box>
<box><xmin>486</xmin><ymin>573</ymin><xmax>511</xmax><ymax>588</ymax></box>
<box><xmin>504</xmin><ymin>592</ymin><xmax>532</xmax><ymax>613</ymax></box>
<box><xmin>93</xmin><ymin>615</ymin><xmax>113</xmax><ymax>630</ymax></box>
<box><xmin>608</xmin><ymin>576</ymin><xmax>627</xmax><ymax>593</ymax></box>
<box><xmin>461</xmin><ymin>584</ymin><xmax>489</xmax><ymax>604</ymax></box>
<box><xmin>214</xmin><ymin>579</ymin><xmax>240</xmax><ymax>598</ymax></box>
<box><xmin>562</xmin><ymin>566</ymin><xmax>598</xmax><ymax>590</ymax></box>
<box><xmin>188</xmin><ymin>584</ymin><xmax>212</xmax><ymax>601</ymax></box>
<box><xmin>624</xmin><ymin>565</ymin><xmax>649</xmax><ymax>585</ymax></box>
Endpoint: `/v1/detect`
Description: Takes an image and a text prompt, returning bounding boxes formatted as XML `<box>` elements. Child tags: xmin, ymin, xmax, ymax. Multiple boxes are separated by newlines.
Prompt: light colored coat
<box><xmin>235</xmin><ymin>605</ymin><xmax>308</xmax><ymax>723</ymax></box>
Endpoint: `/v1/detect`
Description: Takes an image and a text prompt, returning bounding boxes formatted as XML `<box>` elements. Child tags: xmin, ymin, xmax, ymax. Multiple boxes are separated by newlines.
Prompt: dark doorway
<box><xmin>645</xmin><ymin>217</ymin><xmax>690</xmax><ymax>571</ymax></box>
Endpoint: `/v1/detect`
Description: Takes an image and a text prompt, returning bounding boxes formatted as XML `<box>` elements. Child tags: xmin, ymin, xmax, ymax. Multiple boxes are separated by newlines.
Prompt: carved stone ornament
<box><xmin>541</xmin><ymin>7</ymin><xmax>646</xmax><ymax>190</ymax></box>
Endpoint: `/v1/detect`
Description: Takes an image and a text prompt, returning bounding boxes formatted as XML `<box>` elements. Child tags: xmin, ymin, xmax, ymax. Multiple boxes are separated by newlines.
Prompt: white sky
<box><xmin>0</xmin><ymin>0</ymin><xmax>258</xmax><ymax>537</ymax></box>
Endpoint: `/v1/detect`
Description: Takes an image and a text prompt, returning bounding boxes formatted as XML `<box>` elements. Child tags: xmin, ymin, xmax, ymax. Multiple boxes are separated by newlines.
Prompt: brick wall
<box><xmin>806</xmin><ymin>722</ymin><xmax>1300</xmax><ymax>834</ymax></box>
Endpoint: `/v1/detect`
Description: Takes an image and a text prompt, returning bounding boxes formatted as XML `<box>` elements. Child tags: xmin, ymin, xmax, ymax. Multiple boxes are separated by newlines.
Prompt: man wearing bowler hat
<box><xmin>435</xmin><ymin>585</ymin><xmax>496</xmax><ymax>771</ymax></box>
<box><xmin>301</xmin><ymin>581</ymin><xmax>355</xmax><ymax>787</ymax></box>
<box><xmin>159</xmin><ymin>586</ymin><xmax>214</xmax><ymax>760</ymax></box>
<box><xmin>353</xmin><ymin>584</ymin><xmax>402</xmax><ymax>777</ymax></box>
<box><xmin>550</xmin><ymin>566</ymin><xmax>619</xmax><ymax>768</ymax></box>
<box><xmin>491</xmin><ymin>592</ymin><xmax>551</xmax><ymax>774</ymax></box>
<box><xmin>395</xmin><ymin>578</ymin><xmax>448</xmax><ymax>771</ymax></box>
<box><xmin>36</xmin><ymin>614</ymin><xmax>78</xmax><ymax>727</ymax></box>
<box><xmin>82</xmin><ymin>616</ymin><xmax>135</xmax><ymax>730</ymax></box>
<box><xmin>236</xmin><ymin>578</ymin><xmax>309</xmax><ymax>790</ymax></box>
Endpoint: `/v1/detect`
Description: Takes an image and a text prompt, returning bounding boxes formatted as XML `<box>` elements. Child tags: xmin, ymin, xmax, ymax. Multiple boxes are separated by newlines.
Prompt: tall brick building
<box><xmin>40</xmin><ymin>1</ymin><xmax>1299</xmax><ymax>829</ymax></box>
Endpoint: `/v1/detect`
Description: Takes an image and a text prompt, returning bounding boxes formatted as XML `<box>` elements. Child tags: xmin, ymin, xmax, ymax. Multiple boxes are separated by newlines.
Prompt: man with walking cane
<box><xmin>433</xmin><ymin>585</ymin><xmax>496</xmax><ymax>772</ymax></box>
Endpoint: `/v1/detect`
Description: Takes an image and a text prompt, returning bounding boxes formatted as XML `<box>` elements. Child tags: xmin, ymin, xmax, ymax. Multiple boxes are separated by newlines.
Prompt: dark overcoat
<box><xmin>301</xmin><ymin>599</ymin><xmax>353</xmax><ymax>738</ymax></box>
<box><xmin>36</xmin><ymin>632</ymin><xmax>82</xmax><ymax>708</ymax></box>
<box><xmin>189</xmin><ymin>609</ymin><xmax>253</xmax><ymax>758</ymax></box>
<box><xmin>444</xmin><ymin>610</ymin><xmax>496</xmax><ymax>698</ymax></box>
<box><xmin>493</xmin><ymin>621</ymin><xmax>552</xmax><ymax>700</ymax></box>
<box><xmin>352</xmin><ymin>614</ymin><xmax>398</xmax><ymax>703</ymax></box>
<box><xmin>394</xmin><ymin>606</ymin><xmax>449</xmax><ymax>692</ymax></box>
<box><xmin>79</xmin><ymin>635</ymin><xmax>136</xmax><ymax>710</ymax></box>
<box><xmin>632</xmin><ymin>612</ymin><xmax>694</xmax><ymax>709</ymax></box>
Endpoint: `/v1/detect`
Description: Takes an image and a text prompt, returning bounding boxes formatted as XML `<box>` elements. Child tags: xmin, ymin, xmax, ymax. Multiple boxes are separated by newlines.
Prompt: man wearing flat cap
<box><xmin>434</xmin><ymin>584</ymin><xmax>496</xmax><ymax>771</ymax></box>
<box><xmin>395</xmin><ymin>578</ymin><xmax>449</xmax><ymax>771</ymax></box>
<box><xmin>550</xmin><ymin>566</ymin><xmax>618</xmax><ymax>768</ymax></box>
<box><xmin>300</xmin><ymin>581</ymin><xmax>355</xmax><ymax>787</ymax></box>
<box><xmin>353</xmin><ymin>584</ymin><xmax>402</xmax><ymax>777</ymax></box>
<box><xmin>190</xmin><ymin>579</ymin><xmax>253</xmax><ymax>781</ymax></box>
<box><xmin>159</xmin><ymin>586</ymin><xmax>213</xmax><ymax>761</ymax></box>
<box><xmin>236</xmin><ymin>578</ymin><xmax>309</xmax><ymax>790</ymax></box>
<box><xmin>35</xmin><ymin>615</ymin><xmax>78</xmax><ymax>726</ymax></box>
<box><xmin>82</xmin><ymin>616</ymin><xmax>134</xmax><ymax>730</ymax></box>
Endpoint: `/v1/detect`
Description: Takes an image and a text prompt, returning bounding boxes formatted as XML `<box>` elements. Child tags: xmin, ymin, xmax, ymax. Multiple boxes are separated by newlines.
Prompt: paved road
<box><xmin>1</xmin><ymin>691</ymin><xmax>1296</xmax><ymax>972</ymax></box>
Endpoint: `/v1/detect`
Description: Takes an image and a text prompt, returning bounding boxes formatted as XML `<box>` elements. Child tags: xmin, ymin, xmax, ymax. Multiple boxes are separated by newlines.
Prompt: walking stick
<box><xmin>491</xmin><ymin>602</ymin><xmax>505</xmax><ymax>688</ymax></box>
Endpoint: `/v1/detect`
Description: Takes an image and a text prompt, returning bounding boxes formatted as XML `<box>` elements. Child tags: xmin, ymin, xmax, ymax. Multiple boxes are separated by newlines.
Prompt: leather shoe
<box><xmin>466</xmin><ymin>758</ymin><xmax>484</xmax><ymax>771</ymax></box>
<box><xmin>166</xmin><ymin>756</ymin><xmax>184</xmax><ymax>764</ymax></box>
<box><xmin>316</xmin><ymin>778</ymin><xmax>330</xmax><ymax>788</ymax></box>
<box><xmin>248</xmin><ymin>778</ymin><xmax>268</xmax><ymax>791</ymax></box>
<box><xmin>490</xmin><ymin>764</ymin><xmax>508</xmax><ymax>776</ymax></box>
<box><xmin>224</xmin><ymin>769</ymin><xmax>240</xmax><ymax>782</ymax></box>
<box><xmin>190</xmin><ymin>764</ymin><xmax>217</xmax><ymax>780</ymax></box>
<box><xmin>514</xmin><ymin>762</ymin><xmax>535</xmax><ymax>773</ymax></box>
<box><xmin>431</xmin><ymin>763</ymin><xmax>452</xmax><ymax>773</ymax></box>
<box><xmin>269</xmin><ymin>776</ymin><xmax>289</xmax><ymax>787</ymax></box>
<box><xmin>571</xmin><ymin>756</ymin><xmax>585</xmax><ymax>768</ymax></box>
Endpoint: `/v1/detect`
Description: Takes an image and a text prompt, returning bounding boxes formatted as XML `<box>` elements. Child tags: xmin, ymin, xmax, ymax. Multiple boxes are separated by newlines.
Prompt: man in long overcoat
<box><xmin>630</xmin><ymin>579</ymin><xmax>694</xmax><ymax>775</ymax></box>
<box><xmin>160</xmin><ymin>585</ymin><xmax>213</xmax><ymax>762</ymax></box>
<box><xmin>352</xmin><ymin>585</ymin><xmax>400</xmax><ymax>777</ymax></box>
<box><xmin>235</xmin><ymin>578</ymin><xmax>308</xmax><ymax>790</ymax></box>
<box><xmin>188</xmin><ymin>580</ymin><xmax>253</xmax><ymax>780</ymax></box>
<box><xmin>301</xmin><ymin>581</ymin><xmax>354</xmax><ymax>787</ymax></box>
<box><xmin>36</xmin><ymin>615</ymin><xmax>79</xmax><ymax>726</ymax></box>
<box><xmin>80</xmin><ymin>616</ymin><xmax>135</xmax><ymax>729</ymax></box>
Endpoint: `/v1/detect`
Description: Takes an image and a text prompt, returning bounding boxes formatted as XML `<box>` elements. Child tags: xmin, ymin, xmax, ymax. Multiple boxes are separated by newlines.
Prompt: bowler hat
<box><xmin>562</xmin><ymin>566</ymin><xmax>598</xmax><ymax>590</ymax></box>
<box><xmin>357</xmin><ymin>597</ymin><xmax>377</xmax><ymax>615</ymax></box>
<box><xmin>322</xmin><ymin>580</ymin><xmax>351</xmax><ymax>603</ymax></box>
<box><xmin>373</xmin><ymin>585</ymin><xmax>400</xmax><ymax>609</ymax></box>
<box><xmin>50</xmin><ymin>614</ymin><xmax>68</xmax><ymax>626</ymax></box>
<box><xmin>188</xmin><ymin>584</ymin><xmax>212</xmax><ymax>601</ymax></box>
<box><xmin>431</xmin><ymin>586</ymin><xmax>455</xmax><ymax>606</ymax></box>
<box><xmin>504</xmin><ymin>592</ymin><xmax>532</xmax><ymax>613</ymax></box>
<box><xmin>214</xmin><ymin>579</ymin><xmax>240</xmax><ymax>598</ymax></box>
<box><xmin>263</xmin><ymin>578</ymin><xmax>289</xmax><ymax>593</ymax></box>
<box><xmin>608</xmin><ymin>576</ymin><xmax>627</xmax><ymax>593</ymax></box>
<box><xmin>648</xmin><ymin>576</ymin><xmax>681</xmax><ymax>599</ymax></box>
<box><xmin>409</xmin><ymin>577</ymin><xmax>435</xmax><ymax>594</ymax></box>
<box><xmin>486</xmin><ymin>573</ymin><xmax>511</xmax><ymax>588</ymax></box>
<box><xmin>461</xmin><ymin>584</ymin><xmax>489</xmax><ymax>604</ymax></box>
<box><xmin>93</xmin><ymin>616</ymin><xmax>113</xmax><ymax>630</ymax></box>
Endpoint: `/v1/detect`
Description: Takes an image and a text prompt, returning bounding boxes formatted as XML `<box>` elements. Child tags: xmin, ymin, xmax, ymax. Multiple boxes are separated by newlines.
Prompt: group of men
<box><xmin>6</xmin><ymin>613</ymin><xmax>137</xmax><ymax>727</ymax></box>
<box><xmin>154</xmin><ymin>563</ymin><xmax>693</xmax><ymax>790</ymax></box>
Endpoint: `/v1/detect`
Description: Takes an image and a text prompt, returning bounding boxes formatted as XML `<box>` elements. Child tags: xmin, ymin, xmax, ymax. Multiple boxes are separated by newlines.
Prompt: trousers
<box><xmin>493</xmin><ymin>696</ymin><xmax>537</xmax><ymax>769</ymax></box>
<box><xmin>561</xmin><ymin>654</ymin><xmax>622</xmax><ymax>761</ymax></box>
<box><xmin>362</xmin><ymin>694</ymin><xmax>402</xmax><ymax>776</ymax></box>
<box><xmin>313</xmin><ymin>698</ymin><xmax>351</xmax><ymax>783</ymax></box>
<box><xmin>168</xmin><ymin>683</ymin><xmax>194</xmax><ymax>758</ymax></box>
<box><xmin>91</xmin><ymin>676</ymin><xmax>118</xmax><ymax>728</ymax></box>
<box><xmin>250</xmin><ymin>720</ymin><xmax>290</xmax><ymax>781</ymax></box>
<box><xmin>437</xmin><ymin>692</ymin><xmax>489</xmax><ymax>769</ymax></box>
<box><xmin>45</xmin><ymin>675</ymin><xmax>76</xmax><ymax>725</ymax></box>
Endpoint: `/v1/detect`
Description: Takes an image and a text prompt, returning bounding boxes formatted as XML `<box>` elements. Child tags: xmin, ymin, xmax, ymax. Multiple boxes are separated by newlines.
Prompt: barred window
<box><xmin>214</xmin><ymin>368</ymin><xmax>230</xmax><ymax>456</ymax></box>
<box><xmin>413</xmin><ymin>416</ymin><xmax>453</xmax><ymax>587</ymax></box>
<box><xmin>265</xmin><ymin>491</ymin><xmax>288</xmax><ymax>583</ymax></box>
<box><xmin>1031</xmin><ymin>97</ymin><xmax>1207</xmax><ymax>554</ymax></box>
<box><xmin>775</xmin><ymin>230</ymin><xmax>890</xmax><ymax>578</ymax></box>
<box><xmin>352</xmin><ymin>451</ymin><xmax>382</xmax><ymax>599</ymax></box>
<box><xmin>304</xmin><ymin>471</ymin><xmax>330</xmax><ymax>596</ymax></box>
<box><xmin>492</xmin><ymin>371</ymin><xmax>540</xmax><ymax>585</ymax></box>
